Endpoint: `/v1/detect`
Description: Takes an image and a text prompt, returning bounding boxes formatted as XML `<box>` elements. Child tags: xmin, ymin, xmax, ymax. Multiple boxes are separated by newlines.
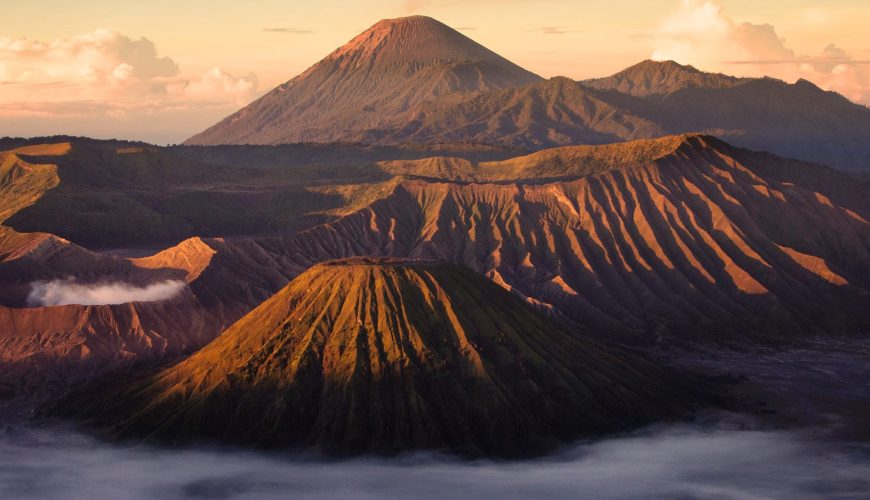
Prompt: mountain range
<box><xmin>187</xmin><ymin>16</ymin><xmax>870</xmax><ymax>174</ymax></box>
<box><xmin>3</xmin><ymin>15</ymin><xmax>870</xmax><ymax>457</ymax></box>
<box><xmin>3</xmin><ymin>133</ymin><xmax>868</xmax><ymax>401</ymax></box>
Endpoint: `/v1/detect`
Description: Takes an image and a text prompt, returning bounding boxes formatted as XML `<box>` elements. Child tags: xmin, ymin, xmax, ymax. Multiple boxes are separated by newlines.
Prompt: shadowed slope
<box><xmin>382</xmin><ymin>61</ymin><xmax>870</xmax><ymax>172</ymax></box>
<box><xmin>377</xmin><ymin>77</ymin><xmax>664</xmax><ymax>148</ymax></box>
<box><xmin>584</xmin><ymin>60</ymin><xmax>746</xmax><ymax>97</ymax></box>
<box><xmin>74</xmin><ymin>258</ymin><xmax>695</xmax><ymax>456</ymax></box>
<box><xmin>585</xmin><ymin>60</ymin><xmax>870</xmax><ymax>172</ymax></box>
<box><xmin>0</xmin><ymin>139</ymin><xmax>522</xmax><ymax>249</ymax></box>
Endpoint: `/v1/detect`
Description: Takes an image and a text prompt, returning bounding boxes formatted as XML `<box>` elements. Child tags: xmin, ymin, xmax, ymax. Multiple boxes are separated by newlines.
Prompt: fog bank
<box><xmin>0</xmin><ymin>426</ymin><xmax>868</xmax><ymax>499</ymax></box>
<box><xmin>27</xmin><ymin>279</ymin><xmax>186</xmax><ymax>306</ymax></box>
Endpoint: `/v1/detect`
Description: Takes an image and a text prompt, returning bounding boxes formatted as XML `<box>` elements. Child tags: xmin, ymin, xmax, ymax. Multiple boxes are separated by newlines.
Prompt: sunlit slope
<box><xmin>80</xmin><ymin>258</ymin><xmax>694</xmax><ymax>456</ymax></box>
<box><xmin>251</xmin><ymin>135</ymin><xmax>870</xmax><ymax>340</ymax></box>
<box><xmin>0</xmin><ymin>143</ymin><xmax>67</xmax><ymax>223</ymax></box>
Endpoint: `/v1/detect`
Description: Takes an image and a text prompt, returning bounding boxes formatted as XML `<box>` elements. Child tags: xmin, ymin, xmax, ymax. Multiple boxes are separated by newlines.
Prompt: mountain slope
<box><xmin>584</xmin><ymin>59</ymin><xmax>747</xmax><ymax>97</ymax></box>
<box><xmin>0</xmin><ymin>143</ymin><xmax>67</xmax><ymax>223</ymax></box>
<box><xmin>375</xmin><ymin>77</ymin><xmax>665</xmax><ymax>148</ymax></box>
<box><xmin>585</xmin><ymin>60</ymin><xmax>870</xmax><ymax>172</ymax></box>
<box><xmin>245</xmin><ymin>135</ymin><xmax>870</xmax><ymax>342</ymax></box>
<box><xmin>73</xmin><ymin>258</ymin><xmax>694</xmax><ymax>456</ymax></box>
<box><xmin>2</xmin><ymin>139</ymin><xmax>520</xmax><ymax>249</ymax></box>
<box><xmin>387</xmin><ymin>60</ymin><xmax>870</xmax><ymax>171</ymax></box>
<box><xmin>186</xmin><ymin>16</ymin><xmax>541</xmax><ymax>145</ymax></box>
<box><xmin>3</xmin><ymin>135</ymin><xmax>869</xmax><ymax>401</ymax></box>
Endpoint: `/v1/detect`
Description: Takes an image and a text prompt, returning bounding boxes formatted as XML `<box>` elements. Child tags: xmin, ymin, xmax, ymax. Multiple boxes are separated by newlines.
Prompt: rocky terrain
<box><xmin>1</xmin><ymin>134</ymin><xmax>868</xmax><ymax>406</ymax></box>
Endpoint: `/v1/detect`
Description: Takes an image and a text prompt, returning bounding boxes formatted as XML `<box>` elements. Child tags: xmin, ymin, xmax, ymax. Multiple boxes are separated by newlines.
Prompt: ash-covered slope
<box><xmin>186</xmin><ymin>16</ymin><xmax>541</xmax><ymax>145</ymax></box>
<box><xmin>0</xmin><ymin>233</ymin><xmax>264</xmax><ymax>400</ymax></box>
<box><xmin>73</xmin><ymin>258</ymin><xmax>694</xmax><ymax>456</ymax></box>
<box><xmin>249</xmin><ymin>135</ymin><xmax>870</xmax><ymax>342</ymax></box>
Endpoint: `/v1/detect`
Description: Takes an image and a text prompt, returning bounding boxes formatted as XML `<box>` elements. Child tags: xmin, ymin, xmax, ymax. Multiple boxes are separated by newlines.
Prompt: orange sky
<box><xmin>1</xmin><ymin>0</ymin><xmax>868</xmax><ymax>143</ymax></box>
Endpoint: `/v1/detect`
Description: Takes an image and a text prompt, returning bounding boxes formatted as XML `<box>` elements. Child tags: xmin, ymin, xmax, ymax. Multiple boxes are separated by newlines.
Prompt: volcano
<box><xmin>74</xmin><ymin>258</ymin><xmax>694</xmax><ymax>456</ymax></box>
<box><xmin>185</xmin><ymin>16</ymin><xmax>541</xmax><ymax>146</ymax></box>
<box><xmin>187</xmin><ymin>16</ymin><xmax>870</xmax><ymax>172</ymax></box>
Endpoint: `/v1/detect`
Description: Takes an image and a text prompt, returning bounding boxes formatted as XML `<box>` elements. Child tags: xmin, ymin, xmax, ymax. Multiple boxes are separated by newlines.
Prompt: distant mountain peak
<box><xmin>633</xmin><ymin>59</ymin><xmax>701</xmax><ymax>72</ymax></box>
<box><xmin>584</xmin><ymin>59</ymin><xmax>745</xmax><ymax>97</ymax></box>
<box><xmin>185</xmin><ymin>16</ymin><xmax>540</xmax><ymax>145</ymax></box>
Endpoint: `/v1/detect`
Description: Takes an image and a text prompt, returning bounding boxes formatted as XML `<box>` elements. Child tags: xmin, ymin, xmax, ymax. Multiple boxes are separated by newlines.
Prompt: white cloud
<box><xmin>0</xmin><ymin>29</ymin><xmax>258</xmax><ymax>143</ymax></box>
<box><xmin>182</xmin><ymin>67</ymin><xmax>258</xmax><ymax>104</ymax></box>
<box><xmin>650</xmin><ymin>0</ymin><xmax>870</xmax><ymax>105</ymax></box>
<box><xmin>27</xmin><ymin>279</ymin><xmax>186</xmax><ymax>306</ymax></box>
<box><xmin>0</xmin><ymin>29</ymin><xmax>177</xmax><ymax>87</ymax></box>
<box><xmin>112</xmin><ymin>63</ymin><xmax>134</xmax><ymax>81</ymax></box>
<box><xmin>3</xmin><ymin>426</ymin><xmax>870</xmax><ymax>499</ymax></box>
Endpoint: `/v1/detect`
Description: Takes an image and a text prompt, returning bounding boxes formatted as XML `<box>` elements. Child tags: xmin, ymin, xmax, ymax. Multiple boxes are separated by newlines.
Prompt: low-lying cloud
<box><xmin>27</xmin><ymin>279</ymin><xmax>186</xmax><ymax>306</ymax></box>
<box><xmin>0</xmin><ymin>425</ymin><xmax>868</xmax><ymax>499</ymax></box>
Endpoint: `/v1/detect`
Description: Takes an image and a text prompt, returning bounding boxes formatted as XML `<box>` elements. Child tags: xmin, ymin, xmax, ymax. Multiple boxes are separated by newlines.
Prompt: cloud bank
<box><xmin>0</xmin><ymin>29</ymin><xmax>258</xmax><ymax>143</ymax></box>
<box><xmin>0</xmin><ymin>425</ymin><xmax>868</xmax><ymax>499</ymax></box>
<box><xmin>650</xmin><ymin>0</ymin><xmax>870</xmax><ymax>105</ymax></box>
<box><xmin>27</xmin><ymin>279</ymin><xmax>186</xmax><ymax>306</ymax></box>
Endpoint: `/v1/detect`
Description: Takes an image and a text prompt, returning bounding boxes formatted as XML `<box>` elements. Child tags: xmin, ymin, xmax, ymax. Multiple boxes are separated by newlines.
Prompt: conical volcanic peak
<box><xmin>584</xmin><ymin>59</ymin><xmax>746</xmax><ymax>97</ymax></box>
<box><xmin>327</xmin><ymin>15</ymin><xmax>531</xmax><ymax>71</ymax></box>
<box><xmin>72</xmin><ymin>258</ymin><xmax>694</xmax><ymax>457</ymax></box>
<box><xmin>184</xmin><ymin>16</ymin><xmax>540</xmax><ymax>145</ymax></box>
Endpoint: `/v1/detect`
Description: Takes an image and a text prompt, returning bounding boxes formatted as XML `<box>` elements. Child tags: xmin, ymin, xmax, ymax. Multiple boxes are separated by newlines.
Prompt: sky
<box><xmin>1</xmin><ymin>0</ymin><xmax>868</xmax><ymax>144</ymax></box>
